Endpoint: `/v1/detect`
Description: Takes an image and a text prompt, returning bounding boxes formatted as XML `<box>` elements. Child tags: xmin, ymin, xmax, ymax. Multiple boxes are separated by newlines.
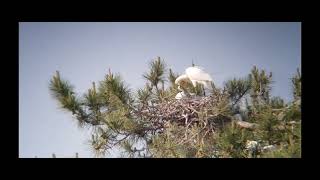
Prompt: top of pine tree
<box><xmin>49</xmin><ymin>57</ymin><xmax>301</xmax><ymax>158</ymax></box>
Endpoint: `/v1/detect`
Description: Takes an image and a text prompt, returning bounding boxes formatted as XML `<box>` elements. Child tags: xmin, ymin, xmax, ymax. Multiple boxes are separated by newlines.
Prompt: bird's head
<box><xmin>175</xmin><ymin>74</ymin><xmax>192</xmax><ymax>89</ymax></box>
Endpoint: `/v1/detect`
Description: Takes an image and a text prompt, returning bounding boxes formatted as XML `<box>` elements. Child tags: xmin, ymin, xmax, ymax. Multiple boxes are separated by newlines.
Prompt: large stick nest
<box><xmin>135</xmin><ymin>91</ymin><xmax>233</xmax><ymax>133</ymax></box>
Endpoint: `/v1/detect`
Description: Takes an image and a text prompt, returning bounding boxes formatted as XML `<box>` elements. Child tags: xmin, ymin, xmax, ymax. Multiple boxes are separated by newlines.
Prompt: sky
<box><xmin>19</xmin><ymin>22</ymin><xmax>301</xmax><ymax>158</ymax></box>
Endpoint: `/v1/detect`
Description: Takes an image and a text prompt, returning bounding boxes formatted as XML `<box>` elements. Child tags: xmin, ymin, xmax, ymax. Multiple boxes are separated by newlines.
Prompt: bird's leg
<box><xmin>180</xmin><ymin>86</ymin><xmax>191</xmax><ymax>97</ymax></box>
<box><xmin>203</xmin><ymin>86</ymin><xmax>206</xmax><ymax>96</ymax></box>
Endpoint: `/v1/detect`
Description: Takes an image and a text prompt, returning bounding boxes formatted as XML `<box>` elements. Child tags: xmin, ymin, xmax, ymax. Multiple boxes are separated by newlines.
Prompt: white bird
<box><xmin>175</xmin><ymin>92</ymin><xmax>185</xmax><ymax>100</ymax></box>
<box><xmin>175</xmin><ymin>66</ymin><xmax>213</xmax><ymax>96</ymax></box>
<box><xmin>245</xmin><ymin>140</ymin><xmax>259</xmax><ymax>151</ymax></box>
<box><xmin>175</xmin><ymin>91</ymin><xmax>195</xmax><ymax>100</ymax></box>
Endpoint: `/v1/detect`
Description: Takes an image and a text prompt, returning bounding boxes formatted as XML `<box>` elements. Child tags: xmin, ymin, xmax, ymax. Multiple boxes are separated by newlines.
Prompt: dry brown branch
<box><xmin>133</xmin><ymin>92</ymin><xmax>234</xmax><ymax>137</ymax></box>
<box><xmin>234</xmin><ymin>120</ymin><xmax>259</xmax><ymax>130</ymax></box>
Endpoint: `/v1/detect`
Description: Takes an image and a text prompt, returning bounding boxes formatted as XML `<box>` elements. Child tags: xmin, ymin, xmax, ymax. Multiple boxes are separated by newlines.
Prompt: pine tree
<box><xmin>49</xmin><ymin>58</ymin><xmax>301</xmax><ymax>158</ymax></box>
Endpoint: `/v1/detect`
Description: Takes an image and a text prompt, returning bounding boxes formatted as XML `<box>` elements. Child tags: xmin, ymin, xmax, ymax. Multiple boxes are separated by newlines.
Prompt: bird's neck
<box><xmin>180</xmin><ymin>87</ymin><xmax>191</xmax><ymax>97</ymax></box>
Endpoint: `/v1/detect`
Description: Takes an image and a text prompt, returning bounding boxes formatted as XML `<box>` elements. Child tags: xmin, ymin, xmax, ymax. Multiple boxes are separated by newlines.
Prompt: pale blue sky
<box><xmin>19</xmin><ymin>22</ymin><xmax>301</xmax><ymax>158</ymax></box>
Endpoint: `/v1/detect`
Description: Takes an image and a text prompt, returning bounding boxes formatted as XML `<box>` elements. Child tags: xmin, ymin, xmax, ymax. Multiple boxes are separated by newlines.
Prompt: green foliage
<box><xmin>283</xmin><ymin>104</ymin><xmax>301</xmax><ymax>122</ymax></box>
<box><xmin>99</xmin><ymin>70</ymin><xmax>131</xmax><ymax>106</ymax></box>
<box><xmin>190</xmin><ymin>83</ymin><xmax>205</xmax><ymax>96</ymax></box>
<box><xmin>224</xmin><ymin>77</ymin><xmax>251</xmax><ymax>112</ymax></box>
<box><xmin>143</xmin><ymin>57</ymin><xmax>167</xmax><ymax>91</ymax></box>
<box><xmin>292</xmin><ymin>68</ymin><xmax>301</xmax><ymax>101</ymax></box>
<box><xmin>49</xmin><ymin>71</ymin><xmax>88</xmax><ymax>126</ymax></box>
<box><xmin>149</xmin><ymin>122</ymin><xmax>212</xmax><ymax>158</ymax></box>
<box><xmin>137</xmin><ymin>85</ymin><xmax>152</xmax><ymax>105</ymax></box>
<box><xmin>249</xmin><ymin>66</ymin><xmax>273</xmax><ymax>106</ymax></box>
<box><xmin>253</xmin><ymin>106</ymin><xmax>285</xmax><ymax>145</ymax></box>
<box><xmin>49</xmin><ymin>71</ymin><xmax>77</xmax><ymax>110</ymax></box>
<box><xmin>168</xmin><ymin>69</ymin><xmax>179</xmax><ymax>87</ymax></box>
<box><xmin>214</xmin><ymin>122</ymin><xmax>254</xmax><ymax>158</ymax></box>
<box><xmin>270</xmin><ymin>96</ymin><xmax>285</xmax><ymax>109</ymax></box>
<box><xmin>149</xmin><ymin>123</ymin><xmax>186</xmax><ymax>158</ymax></box>
<box><xmin>261</xmin><ymin>140</ymin><xmax>301</xmax><ymax>158</ymax></box>
<box><xmin>225</xmin><ymin>78</ymin><xmax>251</xmax><ymax>103</ymax></box>
<box><xmin>49</xmin><ymin>58</ymin><xmax>301</xmax><ymax>158</ymax></box>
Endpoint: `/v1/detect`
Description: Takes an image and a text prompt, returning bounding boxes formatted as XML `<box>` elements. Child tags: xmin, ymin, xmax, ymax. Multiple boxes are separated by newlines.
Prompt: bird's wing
<box><xmin>200</xmin><ymin>81</ymin><xmax>212</xmax><ymax>89</ymax></box>
<box><xmin>175</xmin><ymin>74</ymin><xmax>189</xmax><ymax>85</ymax></box>
<box><xmin>186</xmin><ymin>67</ymin><xmax>213</xmax><ymax>82</ymax></box>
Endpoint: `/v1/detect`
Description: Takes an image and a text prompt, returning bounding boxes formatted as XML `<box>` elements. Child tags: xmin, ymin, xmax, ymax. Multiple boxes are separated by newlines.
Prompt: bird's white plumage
<box><xmin>186</xmin><ymin>66</ymin><xmax>212</xmax><ymax>88</ymax></box>
<box><xmin>175</xmin><ymin>74</ymin><xmax>189</xmax><ymax>85</ymax></box>
<box><xmin>175</xmin><ymin>91</ymin><xmax>195</xmax><ymax>99</ymax></box>
<box><xmin>175</xmin><ymin>66</ymin><xmax>213</xmax><ymax>88</ymax></box>
<box><xmin>186</xmin><ymin>66</ymin><xmax>212</xmax><ymax>82</ymax></box>
<box><xmin>175</xmin><ymin>92</ymin><xmax>185</xmax><ymax>99</ymax></box>
<box><xmin>174</xmin><ymin>66</ymin><xmax>213</xmax><ymax>98</ymax></box>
